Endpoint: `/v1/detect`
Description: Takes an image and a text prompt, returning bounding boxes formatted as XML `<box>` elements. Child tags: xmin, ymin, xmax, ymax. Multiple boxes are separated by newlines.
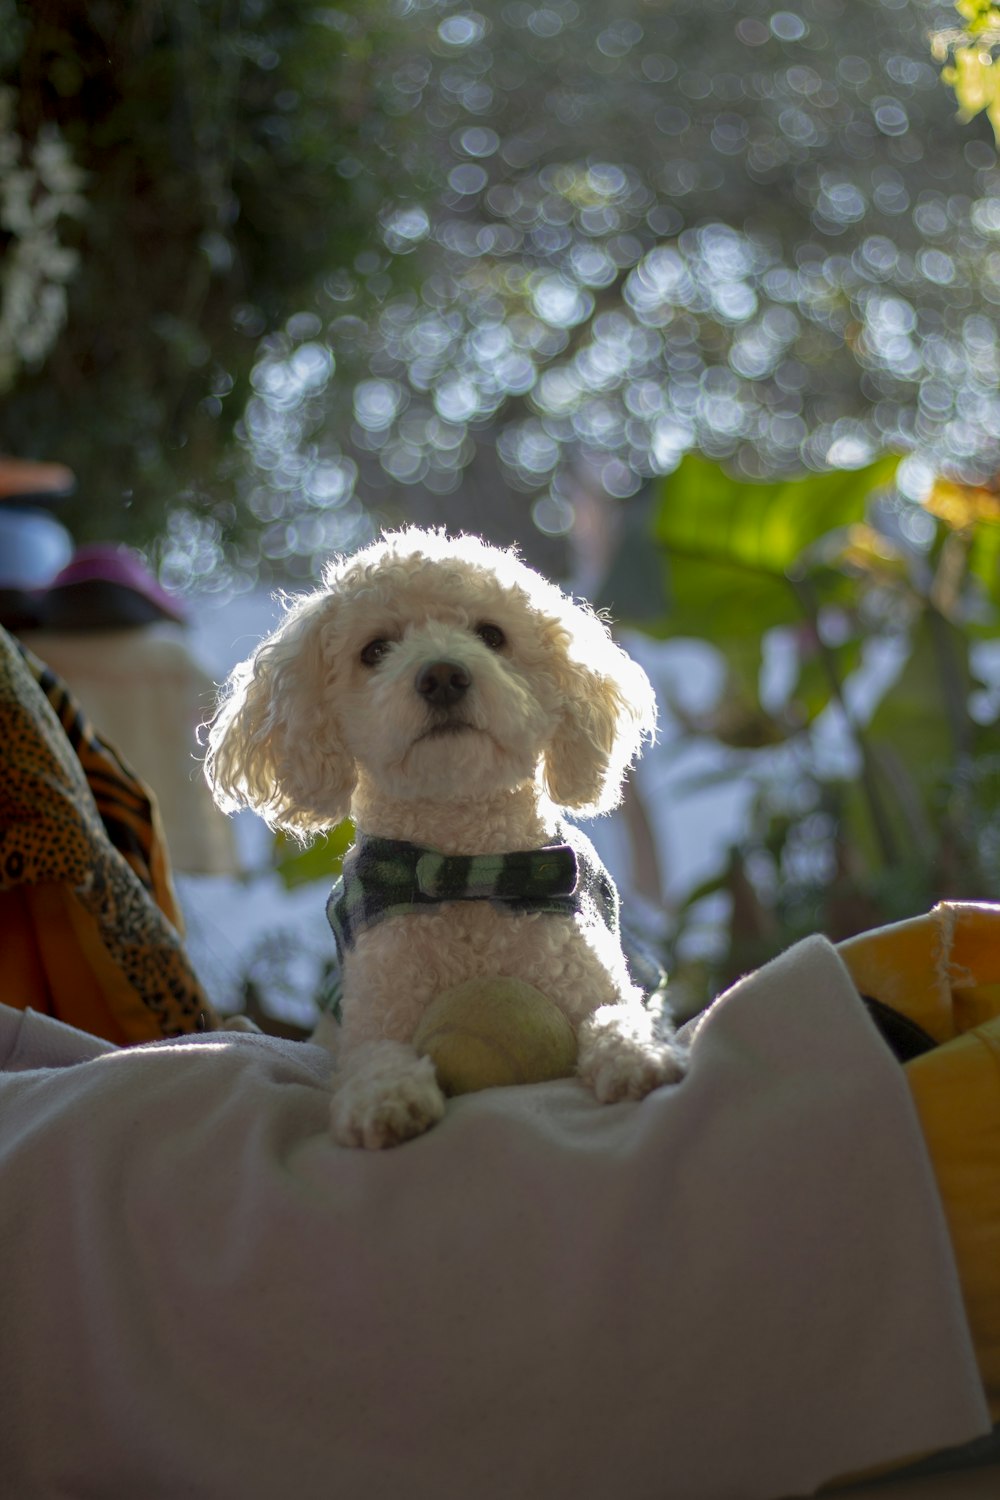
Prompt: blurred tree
<box><xmin>233</xmin><ymin>0</ymin><xmax>1000</xmax><ymax>585</ymax></box>
<box><xmin>1</xmin><ymin>0</ymin><xmax>403</xmax><ymax>562</ymax></box>
<box><xmin>6</xmin><ymin>0</ymin><xmax>1000</xmax><ymax>595</ymax></box>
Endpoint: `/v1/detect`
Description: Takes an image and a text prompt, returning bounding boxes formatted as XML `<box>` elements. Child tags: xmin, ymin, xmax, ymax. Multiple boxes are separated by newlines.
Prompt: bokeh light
<box><xmin>181</xmin><ymin>0</ymin><xmax>1000</xmax><ymax>589</ymax></box>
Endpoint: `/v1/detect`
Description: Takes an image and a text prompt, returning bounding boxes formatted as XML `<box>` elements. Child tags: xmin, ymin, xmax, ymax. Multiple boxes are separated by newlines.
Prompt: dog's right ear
<box><xmin>203</xmin><ymin>591</ymin><xmax>356</xmax><ymax>839</ymax></box>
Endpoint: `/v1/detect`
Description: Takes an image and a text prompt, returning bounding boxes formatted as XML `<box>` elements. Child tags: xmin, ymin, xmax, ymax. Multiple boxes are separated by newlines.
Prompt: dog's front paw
<box><xmin>577</xmin><ymin>1009</ymin><xmax>687</xmax><ymax>1104</ymax></box>
<box><xmin>331</xmin><ymin>1041</ymin><xmax>446</xmax><ymax>1149</ymax></box>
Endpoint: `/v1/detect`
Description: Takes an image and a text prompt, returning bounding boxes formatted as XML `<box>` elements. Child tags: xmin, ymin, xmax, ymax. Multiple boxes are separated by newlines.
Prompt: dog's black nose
<box><xmin>415</xmin><ymin>659</ymin><xmax>471</xmax><ymax>708</ymax></box>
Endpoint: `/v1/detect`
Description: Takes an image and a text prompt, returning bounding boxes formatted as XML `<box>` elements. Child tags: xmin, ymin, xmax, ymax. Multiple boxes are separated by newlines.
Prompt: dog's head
<box><xmin>204</xmin><ymin>529</ymin><xmax>656</xmax><ymax>836</ymax></box>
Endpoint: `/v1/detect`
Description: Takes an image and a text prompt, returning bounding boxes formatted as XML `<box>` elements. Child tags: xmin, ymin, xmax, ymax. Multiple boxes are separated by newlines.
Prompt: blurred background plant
<box><xmin>603</xmin><ymin>451</ymin><xmax>1000</xmax><ymax>1007</ymax></box>
<box><xmin>4</xmin><ymin>0</ymin><xmax>1000</xmax><ymax>1016</ymax></box>
<box><xmin>933</xmin><ymin>0</ymin><xmax>1000</xmax><ymax>140</ymax></box>
<box><xmin>8</xmin><ymin>1</ymin><xmax>1000</xmax><ymax>582</ymax></box>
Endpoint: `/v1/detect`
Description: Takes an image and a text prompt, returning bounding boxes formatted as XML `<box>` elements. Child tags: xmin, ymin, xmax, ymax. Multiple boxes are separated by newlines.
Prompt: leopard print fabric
<box><xmin>0</xmin><ymin>626</ymin><xmax>218</xmax><ymax>1040</ymax></box>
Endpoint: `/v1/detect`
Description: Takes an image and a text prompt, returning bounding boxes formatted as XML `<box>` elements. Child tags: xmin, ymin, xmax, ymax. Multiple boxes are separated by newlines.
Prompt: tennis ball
<box><xmin>413</xmin><ymin>978</ymin><xmax>578</xmax><ymax>1096</ymax></box>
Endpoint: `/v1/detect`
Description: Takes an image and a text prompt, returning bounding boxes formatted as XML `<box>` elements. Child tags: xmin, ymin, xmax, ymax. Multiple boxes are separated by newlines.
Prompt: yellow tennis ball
<box><xmin>412</xmin><ymin>978</ymin><xmax>578</xmax><ymax>1096</ymax></box>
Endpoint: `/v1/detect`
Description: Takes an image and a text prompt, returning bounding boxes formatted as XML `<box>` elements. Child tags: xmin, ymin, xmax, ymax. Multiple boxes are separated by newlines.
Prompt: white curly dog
<box><xmin>205</xmin><ymin>528</ymin><xmax>685</xmax><ymax>1147</ymax></box>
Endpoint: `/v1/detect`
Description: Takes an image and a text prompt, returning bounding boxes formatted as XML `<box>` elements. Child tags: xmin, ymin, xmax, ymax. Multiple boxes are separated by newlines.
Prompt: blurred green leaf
<box><xmin>274</xmin><ymin>819</ymin><xmax>354</xmax><ymax>889</ymax></box>
<box><xmin>969</xmin><ymin>519</ymin><xmax>1000</xmax><ymax>612</ymax></box>
<box><xmin>846</xmin><ymin>611</ymin><xmax>978</xmax><ymax>880</ymax></box>
<box><xmin>645</xmin><ymin>454</ymin><xmax>898</xmax><ymax>691</ymax></box>
<box><xmin>652</xmin><ymin>453</ymin><xmax>899</xmax><ymax>578</ymax></box>
<box><xmin>785</xmin><ymin>633</ymin><xmax>864</xmax><ymax>726</ymax></box>
<box><xmin>660</xmin><ymin>553</ymin><xmax>800</xmax><ymax>642</ymax></box>
<box><xmin>867</xmin><ymin>613</ymin><xmax>974</xmax><ymax>798</ymax></box>
<box><xmin>940</xmin><ymin>45</ymin><xmax>1000</xmax><ymax>143</ymax></box>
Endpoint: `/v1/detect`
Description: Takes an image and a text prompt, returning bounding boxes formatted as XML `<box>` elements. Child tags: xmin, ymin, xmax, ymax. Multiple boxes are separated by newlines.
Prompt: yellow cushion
<box><xmin>840</xmin><ymin>903</ymin><xmax>1000</xmax><ymax>1421</ymax></box>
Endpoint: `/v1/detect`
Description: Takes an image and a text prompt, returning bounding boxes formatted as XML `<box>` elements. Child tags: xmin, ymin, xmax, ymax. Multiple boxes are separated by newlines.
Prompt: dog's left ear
<box><xmin>542</xmin><ymin>627</ymin><xmax>656</xmax><ymax>815</ymax></box>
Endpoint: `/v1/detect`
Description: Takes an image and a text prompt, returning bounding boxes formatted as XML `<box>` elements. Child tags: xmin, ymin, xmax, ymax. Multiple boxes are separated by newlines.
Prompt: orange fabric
<box><xmin>0</xmin><ymin>627</ymin><xmax>217</xmax><ymax>1042</ymax></box>
<box><xmin>0</xmin><ymin>887</ymin><xmax>52</xmax><ymax>1014</ymax></box>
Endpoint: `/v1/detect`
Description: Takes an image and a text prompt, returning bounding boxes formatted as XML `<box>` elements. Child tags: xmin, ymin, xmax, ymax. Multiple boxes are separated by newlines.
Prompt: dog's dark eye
<box><xmin>475</xmin><ymin>623</ymin><xmax>506</xmax><ymax>651</ymax></box>
<box><xmin>360</xmin><ymin>638</ymin><xmax>391</xmax><ymax>667</ymax></box>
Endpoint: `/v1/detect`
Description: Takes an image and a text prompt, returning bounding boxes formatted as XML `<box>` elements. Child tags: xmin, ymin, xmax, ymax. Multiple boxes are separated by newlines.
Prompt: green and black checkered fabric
<box><xmin>327</xmin><ymin>823</ymin><xmax>619</xmax><ymax>957</ymax></box>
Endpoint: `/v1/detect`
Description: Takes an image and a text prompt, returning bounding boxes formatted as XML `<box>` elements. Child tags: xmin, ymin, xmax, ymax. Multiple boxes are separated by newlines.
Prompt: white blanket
<box><xmin>0</xmin><ymin>936</ymin><xmax>989</xmax><ymax>1499</ymax></box>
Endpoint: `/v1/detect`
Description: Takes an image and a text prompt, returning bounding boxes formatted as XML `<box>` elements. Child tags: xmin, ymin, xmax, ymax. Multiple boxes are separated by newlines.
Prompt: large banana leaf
<box><xmin>661</xmin><ymin>548</ymin><xmax>803</xmax><ymax>635</ymax></box>
<box><xmin>639</xmin><ymin>453</ymin><xmax>897</xmax><ymax>700</ymax></box>
<box><xmin>653</xmin><ymin>452</ymin><xmax>899</xmax><ymax>576</ymax></box>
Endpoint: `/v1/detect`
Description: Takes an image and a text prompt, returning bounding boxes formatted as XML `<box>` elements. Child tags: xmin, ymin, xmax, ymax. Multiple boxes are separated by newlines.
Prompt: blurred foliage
<box><xmin>622</xmin><ymin>452</ymin><xmax>1000</xmax><ymax>995</ymax></box>
<box><xmin>1</xmin><ymin>0</ymin><xmax>405</xmax><ymax>560</ymax></box>
<box><xmin>6</xmin><ymin>0</ymin><xmax>1000</xmax><ymax>597</ymax></box>
<box><xmin>644</xmin><ymin>451</ymin><xmax>898</xmax><ymax>688</ymax></box>
<box><xmin>273</xmin><ymin>818</ymin><xmax>354</xmax><ymax>888</ymax></box>
<box><xmin>934</xmin><ymin>0</ymin><xmax>1000</xmax><ymax>141</ymax></box>
<box><xmin>227</xmin><ymin>0</ymin><xmax>1000</xmax><ymax>591</ymax></box>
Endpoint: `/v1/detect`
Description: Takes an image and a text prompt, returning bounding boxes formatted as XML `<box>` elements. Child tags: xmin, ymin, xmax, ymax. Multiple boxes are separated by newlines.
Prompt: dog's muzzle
<box><xmin>415</xmin><ymin>659</ymin><xmax>471</xmax><ymax>710</ymax></box>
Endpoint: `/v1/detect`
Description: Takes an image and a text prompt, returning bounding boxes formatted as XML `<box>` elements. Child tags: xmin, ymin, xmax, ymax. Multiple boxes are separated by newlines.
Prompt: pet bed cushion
<box><xmin>0</xmin><ymin>935</ymin><xmax>988</xmax><ymax>1500</ymax></box>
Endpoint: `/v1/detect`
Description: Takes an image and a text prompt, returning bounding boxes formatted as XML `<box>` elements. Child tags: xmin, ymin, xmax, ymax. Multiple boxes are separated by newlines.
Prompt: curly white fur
<box><xmin>205</xmin><ymin>528</ymin><xmax>685</xmax><ymax>1147</ymax></box>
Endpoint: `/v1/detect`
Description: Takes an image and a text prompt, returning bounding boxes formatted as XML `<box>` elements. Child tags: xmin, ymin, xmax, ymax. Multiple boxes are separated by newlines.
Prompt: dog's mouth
<box><xmin>415</xmin><ymin>719</ymin><xmax>477</xmax><ymax>743</ymax></box>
